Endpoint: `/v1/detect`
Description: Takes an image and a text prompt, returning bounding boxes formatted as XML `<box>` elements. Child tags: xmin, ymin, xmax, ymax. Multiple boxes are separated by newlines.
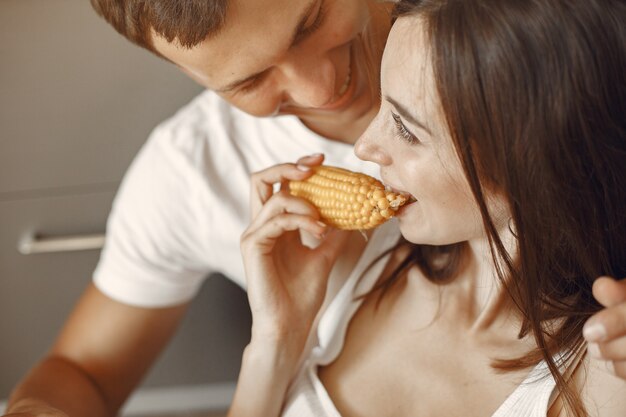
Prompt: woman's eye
<box><xmin>391</xmin><ymin>112</ymin><xmax>420</xmax><ymax>144</ymax></box>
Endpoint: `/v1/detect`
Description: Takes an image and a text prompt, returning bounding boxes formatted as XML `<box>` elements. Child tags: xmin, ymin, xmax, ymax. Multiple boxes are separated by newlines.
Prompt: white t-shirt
<box><xmin>93</xmin><ymin>90</ymin><xmax>381</xmax><ymax>307</ymax></box>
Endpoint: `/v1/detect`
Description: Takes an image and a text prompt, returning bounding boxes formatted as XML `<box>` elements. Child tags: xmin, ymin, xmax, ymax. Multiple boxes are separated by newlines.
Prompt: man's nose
<box><xmin>278</xmin><ymin>55</ymin><xmax>336</xmax><ymax>108</ymax></box>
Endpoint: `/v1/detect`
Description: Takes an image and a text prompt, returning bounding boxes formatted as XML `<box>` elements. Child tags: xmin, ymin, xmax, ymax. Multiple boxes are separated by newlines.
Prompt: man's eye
<box><xmin>294</xmin><ymin>1</ymin><xmax>327</xmax><ymax>45</ymax></box>
<box><xmin>237</xmin><ymin>72</ymin><xmax>268</xmax><ymax>94</ymax></box>
<box><xmin>306</xmin><ymin>1</ymin><xmax>326</xmax><ymax>34</ymax></box>
<box><xmin>391</xmin><ymin>112</ymin><xmax>420</xmax><ymax>144</ymax></box>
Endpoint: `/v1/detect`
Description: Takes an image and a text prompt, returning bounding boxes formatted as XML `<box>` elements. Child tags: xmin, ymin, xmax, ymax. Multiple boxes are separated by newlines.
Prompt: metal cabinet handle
<box><xmin>18</xmin><ymin>233</ymin><xmax>105</xmax><ymax>255</ymax></box>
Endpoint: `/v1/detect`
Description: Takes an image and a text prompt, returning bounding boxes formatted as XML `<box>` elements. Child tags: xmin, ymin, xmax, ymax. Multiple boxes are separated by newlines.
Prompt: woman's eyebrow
<box><xmin>384</xmin><ymin>95</ymin><xmax>433</xmax><ymax>135</ymax></box>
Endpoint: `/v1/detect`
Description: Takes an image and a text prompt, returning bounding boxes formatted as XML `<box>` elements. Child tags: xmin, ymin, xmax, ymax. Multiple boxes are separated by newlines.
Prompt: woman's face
<box><xmin>355</xmin><ymin>16</ymin><xmax>509</xmax><ymax>245</ymax></box>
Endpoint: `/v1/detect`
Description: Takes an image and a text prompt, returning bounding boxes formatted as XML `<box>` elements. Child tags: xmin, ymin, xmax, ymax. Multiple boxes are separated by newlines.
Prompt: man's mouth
<box><xmin>337</xmin><ymin>65</ymin><xmax>352</xmax><ymax>96</ymax></box>
<box><xmin>315</xmin><ymin>45</ymin><xmax>355</xmax><ymax>111</ymax></box>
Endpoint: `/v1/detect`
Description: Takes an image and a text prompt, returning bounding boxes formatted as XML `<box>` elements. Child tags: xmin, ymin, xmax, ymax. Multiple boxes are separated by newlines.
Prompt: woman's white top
<box><xmin>282</xmin><ymin>222</ymin><xmax>565</xmax><ymax>417</ymax></box>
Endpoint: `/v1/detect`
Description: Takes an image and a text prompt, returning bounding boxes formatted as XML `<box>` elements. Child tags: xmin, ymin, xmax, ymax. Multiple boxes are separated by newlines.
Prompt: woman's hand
<box><xmin>583</xmin><ymin>276</ymin><xmax>626</xmax><ymax>380</ymax></box>
<box><xmin>230</xmin><ymin>155</ymin><xmax>350</xmax><ymax>417</ymax></box>
<box><xmin>241</xmin><ymin>154</ymin><xmax>349</xmax><ymax>355</ymax></box>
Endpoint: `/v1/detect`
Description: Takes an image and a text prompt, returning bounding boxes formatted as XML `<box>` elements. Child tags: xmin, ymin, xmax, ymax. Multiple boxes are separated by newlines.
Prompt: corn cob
<box><xmin>289</xmin><ymin>165</ymin><xmax>408</xmax><ymax>230</ymax></box>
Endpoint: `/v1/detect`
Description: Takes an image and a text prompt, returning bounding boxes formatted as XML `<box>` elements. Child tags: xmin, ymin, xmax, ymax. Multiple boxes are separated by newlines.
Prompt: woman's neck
<box><xmin>423</xmin><ymin>227</ymin><xmax>521</xmax><ymax>339</ymax></box>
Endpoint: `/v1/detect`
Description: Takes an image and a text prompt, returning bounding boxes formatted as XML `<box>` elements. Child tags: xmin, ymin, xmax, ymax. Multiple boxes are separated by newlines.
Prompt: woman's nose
<box><xmin>278</xmin><ymin>55</ymin><xmax>336</xmax><ymax>108</ymax></box>
<box><xmin>354</xmin><ymin>119</ymin><xmax>391</xmax><ymax>165</ymax></box>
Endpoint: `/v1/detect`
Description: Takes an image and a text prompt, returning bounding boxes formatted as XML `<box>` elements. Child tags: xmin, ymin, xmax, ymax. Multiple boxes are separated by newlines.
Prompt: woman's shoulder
<box><xmin>552</xmin><ymin>352</ymin><xmax>626</xmax><ymax>417</ymax></box>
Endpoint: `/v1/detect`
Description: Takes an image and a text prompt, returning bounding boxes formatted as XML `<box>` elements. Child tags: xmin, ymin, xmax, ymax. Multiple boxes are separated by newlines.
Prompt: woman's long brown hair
<box><xmin>373</xmin><ymin>1</ymin><xmax>626</xmax><ymax>415</ymax></box>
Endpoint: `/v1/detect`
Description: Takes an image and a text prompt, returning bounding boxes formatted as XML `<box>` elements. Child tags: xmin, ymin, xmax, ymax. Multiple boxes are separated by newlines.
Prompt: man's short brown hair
<box><xmin>90</xmin><ymin>0</ymin><xmax>229</xmax><ymax>53</ymax></box>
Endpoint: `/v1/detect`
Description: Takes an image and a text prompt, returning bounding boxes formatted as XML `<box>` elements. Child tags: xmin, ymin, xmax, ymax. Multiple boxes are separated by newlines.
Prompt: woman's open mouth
<box><xmin>385</xmin><ymin>184</ymin><xmax>417</xmax><ymax>205</ymax></box>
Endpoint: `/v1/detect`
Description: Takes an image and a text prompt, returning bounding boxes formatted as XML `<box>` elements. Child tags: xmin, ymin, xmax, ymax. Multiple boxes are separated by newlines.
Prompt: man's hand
<box><xmin>3</xmin><ymin>398</ymin><xmax>69</xmax><ymax>417</ymax></box>
<box><xmin>583</xmin><ymin>276</ymin><xmax>626</xmax><ymax>380</ymax></box>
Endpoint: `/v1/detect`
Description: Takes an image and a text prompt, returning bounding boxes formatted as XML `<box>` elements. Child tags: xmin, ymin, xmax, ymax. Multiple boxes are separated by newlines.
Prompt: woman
<box><xmin>233</xmin><ymin>0</ymin><xmax>626</xmax><ymax>416</ymax></box>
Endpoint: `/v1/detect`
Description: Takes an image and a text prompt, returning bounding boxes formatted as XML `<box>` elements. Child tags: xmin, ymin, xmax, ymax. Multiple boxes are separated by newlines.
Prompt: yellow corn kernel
<box><xmin>289</xmin><ymin>165</ymin><xmax>408</xmax><ymax>230</ymax></box>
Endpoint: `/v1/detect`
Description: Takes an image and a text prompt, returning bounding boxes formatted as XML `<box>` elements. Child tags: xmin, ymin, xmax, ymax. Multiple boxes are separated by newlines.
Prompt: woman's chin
<box><xmin>398</xmin><ymin>223</ymin><xmax>428</xmax><ymax>245</ymax></box>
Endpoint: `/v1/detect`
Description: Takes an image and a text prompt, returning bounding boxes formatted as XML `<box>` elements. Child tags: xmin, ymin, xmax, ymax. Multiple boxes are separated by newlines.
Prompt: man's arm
<box><xmin>5</xmin><ymin>283</ymin><xmax>189</xmax><ymax>417</ymax></box>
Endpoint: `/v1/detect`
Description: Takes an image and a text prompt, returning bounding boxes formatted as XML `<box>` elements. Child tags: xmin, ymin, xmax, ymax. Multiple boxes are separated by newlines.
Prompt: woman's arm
<box><xmin>228</xmin><ymin>155</ymin><xmax>349</xmax><ymax>416</ymax></box>
<box><xmin>227</xmin><ymin>339</ymin><xmax>301</xmax><ymax>417</ymax></box>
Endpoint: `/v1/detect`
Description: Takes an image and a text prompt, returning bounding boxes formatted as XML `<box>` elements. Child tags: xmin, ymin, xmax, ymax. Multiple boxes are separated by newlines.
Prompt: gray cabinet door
<box><xmin>0</xmin><ymin>191</ymin><xmax>115</xmax><ymax>396</ymax></box>
<box><xmin>0</xmin><ymin>0</ymin><xmax>203</xmax><ymax>193</ymax></box>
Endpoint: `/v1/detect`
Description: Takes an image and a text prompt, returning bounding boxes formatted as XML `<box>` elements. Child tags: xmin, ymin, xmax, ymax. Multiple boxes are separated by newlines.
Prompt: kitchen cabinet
<box><xmin>0</xmin><ymin>0</ymin><xmax>251</xmax><ymax>410</ymax></box>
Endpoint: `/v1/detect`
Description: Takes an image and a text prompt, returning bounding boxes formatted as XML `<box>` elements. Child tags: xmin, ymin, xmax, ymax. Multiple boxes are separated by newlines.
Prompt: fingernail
<box><xmin>317</xmin><ymin>221</ymin><xmax>327</xmax><ymax>228</ymax></box>
<box><xmin>587</xmin><ymin>342</ymin><xmax>602</xmax><ymax>359</ymax></box>
<box><xmin>296</xmin><ymin>164</ymin><xmax>311</xmax><ymax>171</ymax></box>
<box><xmin>310</xmin><ymin>153</ymin><xmax>323</xmax><ymax>157</ymax></box>
<box><xmin>583</xmin><ymin>323</ymin><xmax>607</xmax><ymax>342</ymax></box>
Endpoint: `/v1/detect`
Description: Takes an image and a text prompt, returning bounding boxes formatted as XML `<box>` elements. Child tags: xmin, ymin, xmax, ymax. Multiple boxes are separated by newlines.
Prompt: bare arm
<box><xmin>227</xmin><ymin>156</ymin><xmax>348</xmax><ymax>416</ymax></box>
<box><xmin>227</xmin><ymin>338</ymin><xmax>301</xmax><ymax>417</ymax></box>
<box><xmin>5</xmin><ymin>283</ymin><xmax>189</xmax><ymax>417</ymax></box>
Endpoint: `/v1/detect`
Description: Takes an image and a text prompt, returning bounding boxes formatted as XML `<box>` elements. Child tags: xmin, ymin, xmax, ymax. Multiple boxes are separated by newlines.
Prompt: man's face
<box><xmin>152</xmin><ymin>0</ymin><xmax>391</xmax><ymax>142</ymax></box>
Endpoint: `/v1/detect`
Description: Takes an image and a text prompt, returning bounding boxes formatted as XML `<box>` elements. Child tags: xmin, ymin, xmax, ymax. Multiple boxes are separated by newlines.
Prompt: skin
<box><xmin>4</xmin><ymin>1</ymin><xmax>625</xmax><ymax>416</ymax></box>
<box><xmin>237</xmin><ymin>16</ymin><xmax>626</xmax><ymax>417</ymax></box>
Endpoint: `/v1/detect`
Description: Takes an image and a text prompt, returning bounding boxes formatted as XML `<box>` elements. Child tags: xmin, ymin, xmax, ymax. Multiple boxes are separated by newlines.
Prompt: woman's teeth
<box><xmin>385</xmin><ymin>185</ymin><xmax>417</xmax><ymax>203</ymax></box>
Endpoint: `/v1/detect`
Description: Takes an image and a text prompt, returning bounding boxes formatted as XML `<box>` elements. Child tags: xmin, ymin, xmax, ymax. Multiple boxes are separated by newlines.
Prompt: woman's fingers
<box><xmin>241</xmin><ymin>212</ymin><xmax>327</xmax><ymax>254</ymax></box>
<box><xmin>246</xmin><ymin>190</ymin><xmax>321</xmax><ymax>234</ymax></box>
<box><xmin>248</xmin><ymin>154</ymin><xmax>325</xmax><ymax>219</ymax></box>
<box><xmin>296</xmin><ymin>153</ymin><xmax>325</xmax><ymax>166</ymax></box>
<box><xmin>249</xmin><ymin>163</ymin><xmax>313</xmax><ymax>217</ymax></box>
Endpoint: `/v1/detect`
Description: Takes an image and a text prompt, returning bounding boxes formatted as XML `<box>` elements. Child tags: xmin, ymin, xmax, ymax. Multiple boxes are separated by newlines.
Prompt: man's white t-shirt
<box><xmin>93</xmin><ymin>90</ymin><xmax>381</xmax><ymax>307</ymax></box>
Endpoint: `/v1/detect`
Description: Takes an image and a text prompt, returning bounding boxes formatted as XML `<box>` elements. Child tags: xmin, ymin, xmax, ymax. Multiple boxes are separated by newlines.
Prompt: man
<box><xmin>4</xmin><ymin>1</ymin><xmax>626</xmax><ymax>416</ymax></box>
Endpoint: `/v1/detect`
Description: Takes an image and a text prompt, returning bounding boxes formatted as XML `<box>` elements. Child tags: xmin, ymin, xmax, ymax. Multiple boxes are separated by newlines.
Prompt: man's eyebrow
<box><xmin>384</xmin><ymin>95</ymin><xmax>433</xmax><ymax>135</ymax></box>
<box><xmin>215</xmin><ymin>0</ymin><xmax>318</xmax><ymax>93</ymax></box>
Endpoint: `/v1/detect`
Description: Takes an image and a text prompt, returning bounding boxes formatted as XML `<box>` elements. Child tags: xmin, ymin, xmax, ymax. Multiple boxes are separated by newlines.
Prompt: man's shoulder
<box><xmin>145</xmin><ymin>89</ymin><xmax>290</xmax><ymax>159</ymax></box>
<box><xmin>155</xmin><ymin>89</ymin><xmax>236</xmax><ymax>136</ymax></box>
<box><xmin>157</xmin><ymin>89</ymin><xmax>278</xmax><ymax>134</ymax></box>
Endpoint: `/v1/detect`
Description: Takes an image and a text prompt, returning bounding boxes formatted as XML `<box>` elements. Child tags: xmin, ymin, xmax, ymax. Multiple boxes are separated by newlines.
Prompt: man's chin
<box><xmin>281</xmin><ymin>95</ymin><xmax>376</xmax><ymax>125</ymax></box>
